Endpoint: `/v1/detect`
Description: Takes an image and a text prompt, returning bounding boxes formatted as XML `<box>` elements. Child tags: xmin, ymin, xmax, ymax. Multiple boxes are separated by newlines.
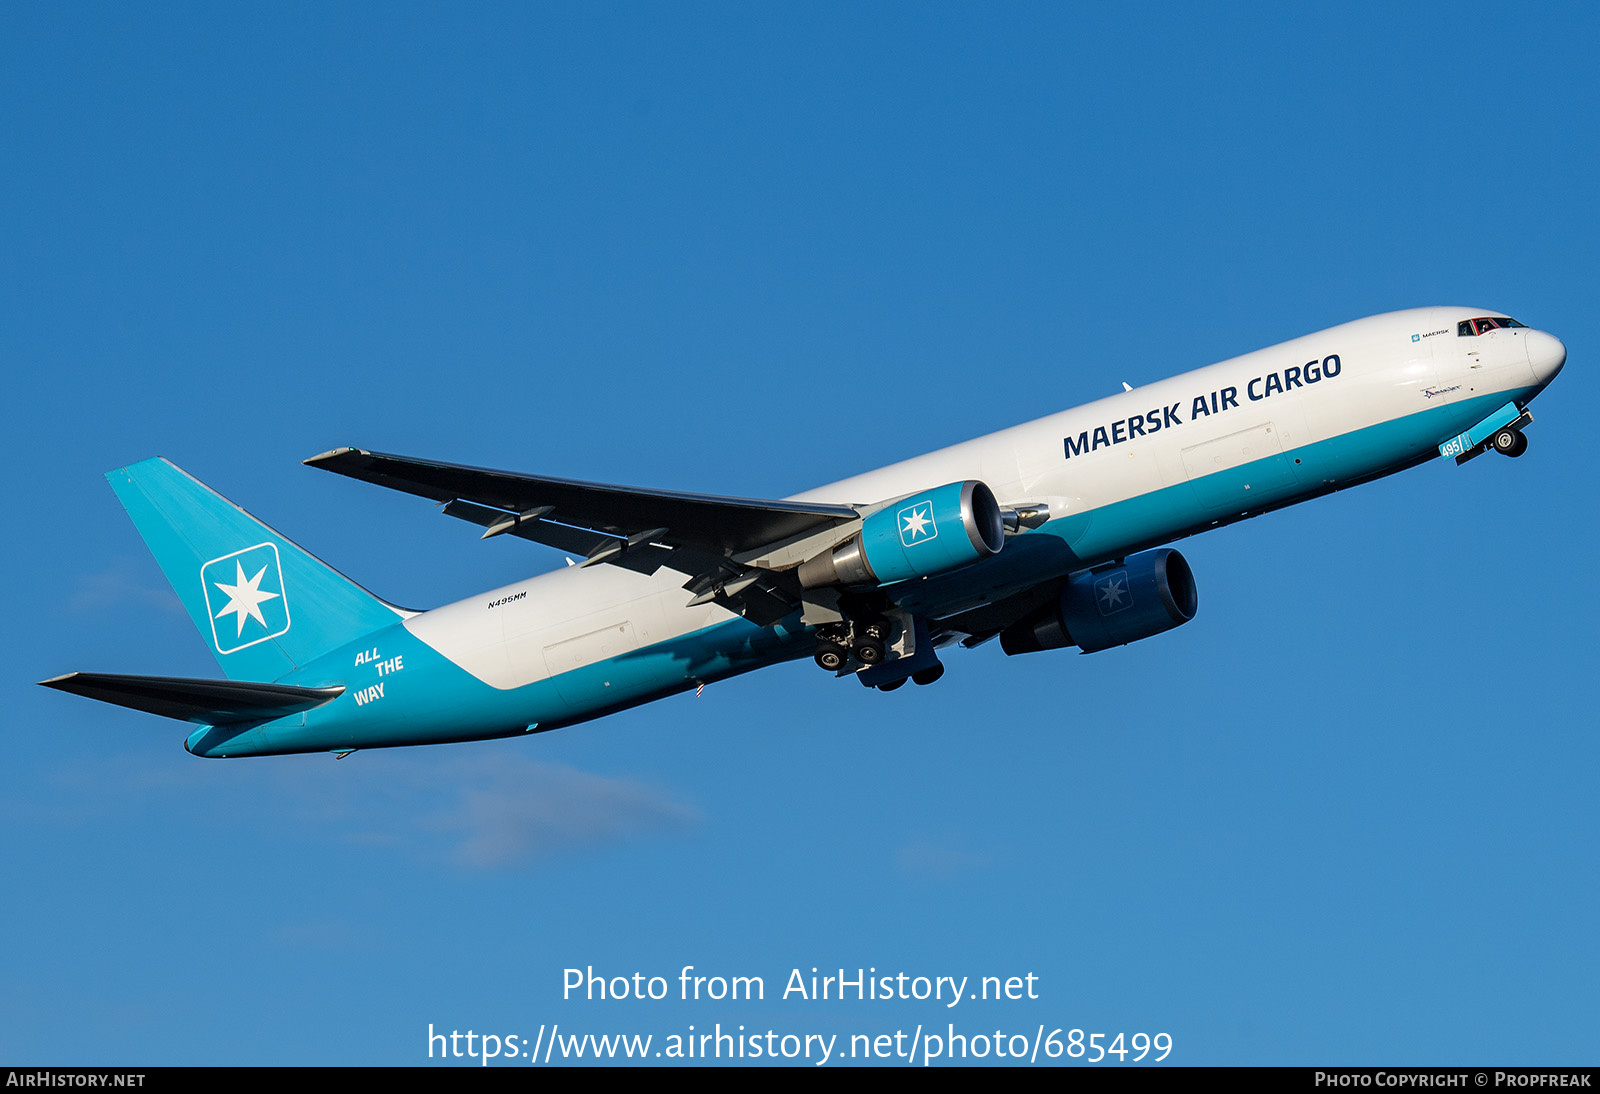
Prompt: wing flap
<box><xmin>440</xmin><ymin>498</ymin><xmax>616</xmax><ymax>557</ymax></box>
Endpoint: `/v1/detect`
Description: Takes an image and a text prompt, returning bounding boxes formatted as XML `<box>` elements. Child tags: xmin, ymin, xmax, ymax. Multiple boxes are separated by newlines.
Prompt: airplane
<box><xmin>41</xmin><ymin>307</ymin><xmax>1566</xmax><ymax>759</ymax></box>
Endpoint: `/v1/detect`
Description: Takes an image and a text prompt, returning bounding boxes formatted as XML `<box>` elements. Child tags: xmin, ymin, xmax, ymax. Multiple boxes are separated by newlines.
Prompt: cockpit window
<box><xmin>1460</xmin><ymin>316</ymin><xmax>1527</xmax><ymax>336</ymax></box>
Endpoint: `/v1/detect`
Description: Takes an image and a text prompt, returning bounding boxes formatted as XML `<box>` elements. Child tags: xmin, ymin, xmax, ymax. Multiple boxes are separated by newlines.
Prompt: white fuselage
<box><xmin>400</xmin><ymin>307</ymin><xmax>1563</xmax><ymax>696</ymax></box>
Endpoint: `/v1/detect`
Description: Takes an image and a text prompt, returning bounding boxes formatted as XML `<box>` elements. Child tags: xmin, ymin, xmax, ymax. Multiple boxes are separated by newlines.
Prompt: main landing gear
<box><xmin>812</xmin><ymin>618</ymin><xmax>891</xmax><ymax>672</ymax></box>
<box><xmin>878</xmin><ymin>661</ymin><xmax>944</xmax><ymax>690</ymax></box>
<box><xmin>1492</xmin><ymin>427</ymin><xmax>1529</xmax><ymax>458</ymax></box>
<box><xmin>813</xmin><ymin>644</ymin><xmax>848</xmax><ymax>672</ymax></box>
<box><xmin>812</xmin><ymin>616</ymin><xmax>946</xmax><ymax>689</ymax></box>
<box><xmin>864</xmin><ymin>664</ymin><xmax>944</xmax><ymax>689</ymax></box>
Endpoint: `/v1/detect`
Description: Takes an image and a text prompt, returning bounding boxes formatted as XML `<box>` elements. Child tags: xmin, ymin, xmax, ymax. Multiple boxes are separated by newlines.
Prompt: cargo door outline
<box><xmin>1181</xmin><ymin>422</ymin><xmax>1298</xmax><ymax>513</ymax></box>
<box><xmin>542</xmin><ymin>621</ymin><xmax>636</xmax><ymax>706</ymax></box>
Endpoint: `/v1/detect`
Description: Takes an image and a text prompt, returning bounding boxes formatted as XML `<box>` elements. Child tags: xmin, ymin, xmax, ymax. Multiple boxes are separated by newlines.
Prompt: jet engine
<box><xmin>1000</xmin><ymin>547</ymin><xmax>1198</xmax><ymax>654</ymax></box>
<box><xmin>798</xmin><ymin>480</ymin><xmax>1005</xmax><ymax>589</ymax></box>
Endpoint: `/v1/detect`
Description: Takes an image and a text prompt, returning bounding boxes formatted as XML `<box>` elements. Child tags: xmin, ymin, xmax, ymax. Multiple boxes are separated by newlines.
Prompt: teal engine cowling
<box><xmin>999</xmin><ymin>548</ymin><xmax>1198</xmax><ymax>654</ymax></box>
<box><xmin>798</xmin><ymin>481</ymin><xmax>1005</xmax><ymax>588</ymax></box>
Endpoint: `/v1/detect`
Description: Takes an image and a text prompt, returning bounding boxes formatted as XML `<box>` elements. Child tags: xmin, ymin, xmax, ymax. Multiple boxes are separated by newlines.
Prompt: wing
<box><xmin>304</xmin><ymin>447</ymin><xmax>864</xmax><ymax>625</ymax></box>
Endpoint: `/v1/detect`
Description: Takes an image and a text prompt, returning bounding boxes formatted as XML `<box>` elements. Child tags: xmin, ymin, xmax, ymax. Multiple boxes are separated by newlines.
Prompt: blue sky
<box><xmin>4</xmin><ymin>2</ymin><xmax>1597</xmax><ymax>1066</ymax></box>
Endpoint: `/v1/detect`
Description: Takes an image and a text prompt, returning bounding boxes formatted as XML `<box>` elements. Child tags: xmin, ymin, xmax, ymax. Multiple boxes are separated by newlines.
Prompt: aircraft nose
<box><xmin>1527</xmin><ymin>329</ymin><xmax>1567</xmax><ymax>385</ymax></box>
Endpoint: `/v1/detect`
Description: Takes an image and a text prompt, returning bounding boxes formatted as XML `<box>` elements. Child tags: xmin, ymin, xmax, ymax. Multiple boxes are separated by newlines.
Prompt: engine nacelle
<box><xmin>1000</xmin><ymin>547</ymin><xmax>1198</xmax><ymax>654</ymax></box>
<box><xmin>798</xmin><ymin>480</ymin><xmax>1005</xmax><ymax>588</ymax></box>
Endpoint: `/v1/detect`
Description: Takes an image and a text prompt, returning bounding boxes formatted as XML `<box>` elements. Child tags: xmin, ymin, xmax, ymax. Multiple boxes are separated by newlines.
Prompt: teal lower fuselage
<box><xmin>187</xmin><ymin>373</ymin><xmax>1547</xmax><ymax>759</ymax></box>
<box><xmin>186</xmin><ymin>610</ymin><xmax>810</xmax><ymax>757</ymax></box>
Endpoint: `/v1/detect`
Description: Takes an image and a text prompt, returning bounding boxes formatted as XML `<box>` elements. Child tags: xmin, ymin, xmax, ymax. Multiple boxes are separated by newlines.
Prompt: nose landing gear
<box><xmin>1443</xmin><ymin>403</ymin><xmax>1533</xmax><ymax>465</ymax></box>
<box><xmin>1492</xmin><ymin>427</ymin><xmax>1529</xmax><ymax>458</ymax></box>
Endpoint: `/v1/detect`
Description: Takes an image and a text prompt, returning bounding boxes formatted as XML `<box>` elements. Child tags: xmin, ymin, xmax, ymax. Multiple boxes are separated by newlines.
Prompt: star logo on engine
<box><xmin>898</xmin><ymin>501</ymin><xmax>938</xmax><ymax>546</ymax></box>
<box><xmin>200</xmin><ymin>543</ymin><xmax>291</xmax><ymax>654</ymax></box>
<box><xmin>1095</xmin><ymin>571</ymin><xmax>1131</xmax><ymax>615</ymax></box>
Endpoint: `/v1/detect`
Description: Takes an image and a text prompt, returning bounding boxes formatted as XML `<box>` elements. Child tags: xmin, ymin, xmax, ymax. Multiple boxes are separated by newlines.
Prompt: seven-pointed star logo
<box><xmin>201</xmin><ymin>543</ymin><xmax>291</xmax><ymax>654</ymax></box>
<box><xmin>902</xmin><ymin>505</ymin><xmax>934</xmax><ymax>542</ymax></box>
<box><xmin>1097</xmin><ymin>573</ymin><xmax>1129</xmax><ymax>614</ymax></box>
<box><xmin>212</xmin><ymin>558</ymin><xmax>281</xmax><ymax>636</ymax></box>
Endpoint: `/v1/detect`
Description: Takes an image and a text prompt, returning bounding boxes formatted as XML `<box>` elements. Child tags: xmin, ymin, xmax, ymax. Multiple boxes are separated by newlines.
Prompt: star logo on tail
<box><xmin>212</xmin><ymin>559</ymin><xmax>280</xmax><ymax>636</ymax></box>
<box><xmin>200</xmin><ymin>543</ymin><xmax>291</xmax><ymax>654</ymax></box>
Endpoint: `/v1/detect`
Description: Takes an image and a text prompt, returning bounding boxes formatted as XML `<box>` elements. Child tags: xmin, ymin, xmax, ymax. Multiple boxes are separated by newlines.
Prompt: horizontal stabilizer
<box><xmin>39</xmin><ymin>672</ymin><xmax>345</xmax><ymax>725</ymax></box>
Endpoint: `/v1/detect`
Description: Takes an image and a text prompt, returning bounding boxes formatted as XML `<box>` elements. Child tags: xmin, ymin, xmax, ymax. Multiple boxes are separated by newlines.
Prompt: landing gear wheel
<box><xmin>861</xmin><ymin>619</ymin><xmax>893</xmax><ymax>642</ymax></box>
<box><xmin>814</xmin><ymin>644</ymin><xmax>847</xmax><ymax>672</ymax></box>
<box><xmin>1493</xmin><ymin>428</ymin><xmax>1528</xmax><ymax>457</ymax></box>
<box><xmin>877</xmin><ymin>678</ymin><xmax>906</xmax><ymax>692</ymax></box>
<box><xmin>854</xmin><ymin>638</ymin><xmax>886</xmax><ymax>665</ymax></box>
<box><xmin>912</xmin><ymin>663</ymin><xmax>946</xmax><ymax>686</ymax></box>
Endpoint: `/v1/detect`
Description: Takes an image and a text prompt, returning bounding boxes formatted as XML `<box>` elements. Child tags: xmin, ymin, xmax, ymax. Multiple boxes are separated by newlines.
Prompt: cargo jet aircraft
<box><xmin>42</xmin><ymin>308</ymin><xmax>1566</xmax><ymax>758</ymax></box>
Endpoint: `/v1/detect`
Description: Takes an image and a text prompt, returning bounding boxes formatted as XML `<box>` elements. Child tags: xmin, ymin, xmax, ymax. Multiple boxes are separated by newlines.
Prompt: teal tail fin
<box><xmin>107</xmin><ymin>458</ymin><xmax>406</xmax><ymax>681</ymax></box>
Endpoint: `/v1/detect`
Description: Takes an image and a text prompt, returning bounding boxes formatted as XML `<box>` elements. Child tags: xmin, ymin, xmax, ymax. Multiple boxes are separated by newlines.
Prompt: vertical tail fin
<box><xmin>107</xmin><ymin>458</ymin><xmax>406</xmax><ymax>681</ymax></box>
